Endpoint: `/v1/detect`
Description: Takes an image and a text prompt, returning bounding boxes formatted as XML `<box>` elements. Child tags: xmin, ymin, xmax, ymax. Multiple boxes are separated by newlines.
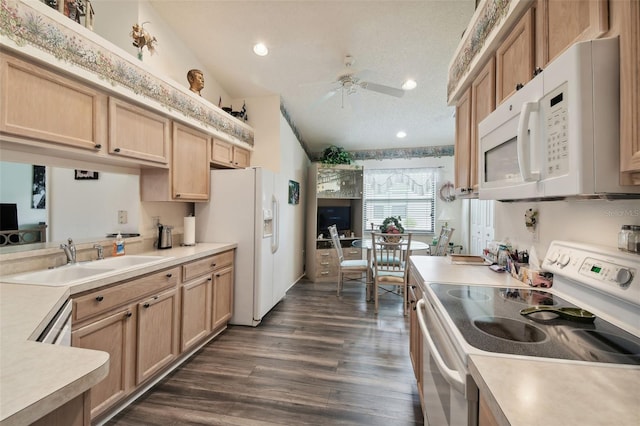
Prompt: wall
<box><xmin>49</xmin><ymin>168</ymin><xmax>140</xmax><ymax>241</ymax></box>
<box><xmin>356</xmin><ymin>156</ymin><xmax>464</xmax><ymax>247</ymax></box>
<box><xmin>494</xmin><ymin>199</ymin><xmax>640</xmax><ymax>263</ymax></box>
<box><xmin>236</xmin><ymin>95</ymin><xmax>282</xmax><ymax>172</ymax></box>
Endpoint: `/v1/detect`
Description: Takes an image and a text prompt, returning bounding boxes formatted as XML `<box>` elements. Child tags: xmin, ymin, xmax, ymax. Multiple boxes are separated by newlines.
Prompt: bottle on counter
<box><xmin>113</xmin><ymin>232</ymin><xmax>125</xmax><ymax>256</ymax></box>
<box><xmin>627</xmin><ymin>225</ymin><xmax>640</xmax><ymax>254</ymax></box>
<box><xmin>618</xmin><ymin>225</ymin><xmax>631</xmax><ymax>252</ymax></box>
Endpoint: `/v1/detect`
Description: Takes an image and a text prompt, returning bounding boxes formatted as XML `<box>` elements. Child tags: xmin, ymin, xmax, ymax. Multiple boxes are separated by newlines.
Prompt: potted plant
<box><xmin>379</xmin><ymin>216</ymin><xmax>405</xmax><ymax>242</ymax></box>
<box><xmin>320</xmin><ymin>145</ymin><xmax>353</xmax><ymax>165</ymax></box>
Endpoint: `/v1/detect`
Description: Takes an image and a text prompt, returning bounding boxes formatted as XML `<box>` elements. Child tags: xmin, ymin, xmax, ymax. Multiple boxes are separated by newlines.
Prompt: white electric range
<box><xmin>416</xmin><ymin>240</ymin><xmax>640</xmax><ymax>426</ymax></box>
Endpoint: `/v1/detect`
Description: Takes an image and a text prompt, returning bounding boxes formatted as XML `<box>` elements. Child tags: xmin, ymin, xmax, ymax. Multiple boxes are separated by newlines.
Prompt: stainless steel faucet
<box><xmin>60</xmin><ymin>238</ymin><xmax>77</xmax><ymax>264</ymax></box>
<box><xmin>93</xmin><ymin>244</ymin><xmax>104</xmax><ymax>260</ymax></box>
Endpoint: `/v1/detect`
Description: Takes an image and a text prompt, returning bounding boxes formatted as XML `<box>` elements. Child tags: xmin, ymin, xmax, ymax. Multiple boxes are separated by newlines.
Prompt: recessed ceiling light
<box><xmin>402</xmin><ymin>79</ymin><xmax>417</xmax><ymax>90</ymax></box>
<box><xmin>253</xmin><ymin>43</ymin><xmax>268</xmax><ymax>56</ymax></box>
<box><xmin>396</xmin><ymin>131</ymin><xmax>407</xmax><ymax>138</ymax></box>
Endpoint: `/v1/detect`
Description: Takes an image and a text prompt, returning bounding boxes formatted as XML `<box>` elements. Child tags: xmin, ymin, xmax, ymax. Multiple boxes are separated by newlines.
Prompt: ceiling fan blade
<box><xmin>358</xmin><ymin>81</ymin><xmax>405</xmax><ymax>98</ymax></box>
<box><xmin>309</xmin><ymin>88</ymin><xmax>340</xmax><ymax>110</ymax></box>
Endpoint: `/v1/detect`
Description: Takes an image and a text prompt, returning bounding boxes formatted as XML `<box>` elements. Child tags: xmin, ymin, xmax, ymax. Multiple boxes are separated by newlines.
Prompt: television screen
<box><xmin>317</xmin><ymin>206</ymin><xmax>351</xmax><ymax>235</ymax></box>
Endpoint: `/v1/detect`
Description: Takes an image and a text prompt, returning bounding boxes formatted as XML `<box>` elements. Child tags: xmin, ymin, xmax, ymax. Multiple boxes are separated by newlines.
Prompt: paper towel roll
<box><xmin>183</xmin><ymin>216</ymin><xmax>196</xmax><ymax>246</ymax></box>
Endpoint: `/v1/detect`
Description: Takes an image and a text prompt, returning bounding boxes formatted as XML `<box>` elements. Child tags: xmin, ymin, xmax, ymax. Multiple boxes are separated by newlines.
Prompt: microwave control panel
<box><xmin>542</xmin><ymin>81</ymin><xmax>569</xmax><ymax>178</ymax></box>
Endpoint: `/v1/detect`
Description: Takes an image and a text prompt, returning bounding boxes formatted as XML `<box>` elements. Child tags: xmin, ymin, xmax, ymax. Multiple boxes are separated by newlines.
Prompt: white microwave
<box><xmin>478</xmin><ymin>37</ymin><xmax>640</xmax><ymax>201</ymax></box>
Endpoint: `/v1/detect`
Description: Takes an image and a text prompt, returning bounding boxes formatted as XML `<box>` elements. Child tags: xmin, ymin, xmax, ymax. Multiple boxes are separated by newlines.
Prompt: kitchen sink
<box><xmin>83</xmin><ymin>255</ymin><xmax>167</xmax><ymax>269</ymax></box>
<box><xmin>1</xmin><ymin>255</ymin><xmax>169</xmax><ymax>287</ymax></box>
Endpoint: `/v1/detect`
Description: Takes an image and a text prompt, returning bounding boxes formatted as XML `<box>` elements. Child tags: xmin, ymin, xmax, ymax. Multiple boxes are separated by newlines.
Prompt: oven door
<box><xmin>478</xmin><ymin>74</ymin><xmax>544</xmax><ymax>201</ymax></box>
<box><xmin>417</xmin><ymin>298</ymin><xmax>478</xmax><ymax>426</ymax></box>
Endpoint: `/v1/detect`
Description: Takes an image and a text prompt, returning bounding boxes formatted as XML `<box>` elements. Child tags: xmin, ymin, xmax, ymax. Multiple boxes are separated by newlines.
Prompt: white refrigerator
<box><xmin>195</xmin><ymin>167</ymin><xmax>282</xmax><ymax>326</ymax></box>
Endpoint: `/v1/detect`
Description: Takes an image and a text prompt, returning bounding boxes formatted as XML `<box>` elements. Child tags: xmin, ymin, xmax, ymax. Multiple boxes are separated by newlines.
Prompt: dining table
<box><xmin>351</xmin><ymin>238</ymin><xmax>431</xmax><ymax>254</ymax></box>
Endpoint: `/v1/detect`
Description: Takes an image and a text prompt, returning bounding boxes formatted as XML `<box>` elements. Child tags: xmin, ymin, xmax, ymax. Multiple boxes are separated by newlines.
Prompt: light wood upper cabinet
<box><xmin>454</xmin><ymin>87</ymin><xmax>472</xmax><ymax>195</ymax></box>
<box><xmin>140</xmin><ymin>122</ymin><xmax>210</xmax><ymax>202</ymax></box>
<box><xmin>211</xmin><ymin>138</ymin><xmax>251</xmax><ymax>168</ymax></box>
<box><xmin>108</xmin><ymin>97</ymin><xmax>170</xmax><ymax>165</ymax></box>
<box><xmin>470</xmin><ymin>58</ymin><xmax>496</xmax><ymax>194</ymax></box>
<box><xmin>618</xmin><ymin>0</ymin><xmax>640</xmax><ymax>182</ymax></box>
<box><xmin>496</xmin><ymin>8</ymin><xmax>535</xmax><ymax>105</ymax></box>
<box><xmin>172</xmin><ymin>123</ymin><xmax>210</xmax><ymax>200</ymax></box>
<box><xmin>0</xmin><ymin>52</ymin><xmax>106</xmax><ymax>151</ymax></box>
<box><xmin>537</xmin><ymin>0</ymin><xmax>609</xmax><ymax>66</ymax></box>
<box><xmin>136</xmin><ymin>288</ymin><xmax>179</xmax><ymax>385</ymax></box>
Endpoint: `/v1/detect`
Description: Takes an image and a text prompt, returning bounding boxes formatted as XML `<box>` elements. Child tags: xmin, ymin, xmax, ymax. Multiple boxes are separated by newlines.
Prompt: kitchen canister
<box><xmin>183</xmin><ymin>215</ymin><xmax>196</xmax><ymax>246</ymax></box>
<box><xmin>618</xmin><ymin>225</ymin><xmax>632</xmax><ymax>251</ymax></box>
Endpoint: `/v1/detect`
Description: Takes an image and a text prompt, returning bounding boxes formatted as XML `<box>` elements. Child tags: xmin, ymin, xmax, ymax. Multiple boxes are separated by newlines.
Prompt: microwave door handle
<box><xmin>416</xmin><ymin>299</ymin><xmax>465</xmax><ymax>394</ymax></box>
<box><xmin>517</xmin><ymin>101</ymin><xmax>541</xmax><ymax>182</ymax></box>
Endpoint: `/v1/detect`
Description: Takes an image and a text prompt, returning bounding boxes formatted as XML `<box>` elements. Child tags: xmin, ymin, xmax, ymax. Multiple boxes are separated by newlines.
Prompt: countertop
<box><xmin>409</xmin><ymin>255</ymin><xmax>640</xmax><ymax>426</ymax></box>
<box><xmin>0</xmin><ymin>242</ymin><xmax>236</xmax><ymax>426</ymax></box>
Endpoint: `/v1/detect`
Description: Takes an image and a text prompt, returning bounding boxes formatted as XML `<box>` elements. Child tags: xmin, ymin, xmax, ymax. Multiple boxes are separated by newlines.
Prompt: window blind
<box><xmin>363</xmin><ymin>168</ymin><xmax>437</xmax><ymax>233</ymax></box>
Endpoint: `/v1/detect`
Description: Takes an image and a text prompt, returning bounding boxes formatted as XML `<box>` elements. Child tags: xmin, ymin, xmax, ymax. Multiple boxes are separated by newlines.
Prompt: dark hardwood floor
<box><xmin>107</xmin><ymin>278</ymin><xmax>423</xmax><ymax>425</ymax></box>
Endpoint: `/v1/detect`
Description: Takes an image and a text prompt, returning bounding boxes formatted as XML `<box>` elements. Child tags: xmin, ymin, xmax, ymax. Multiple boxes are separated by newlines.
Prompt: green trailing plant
<box><xmin>320</xmin><ymin>145</ymin><xmax>353</xmax><ymax>165</ymax></box>
<box><xmin>379</xmin><ymin>216</ymin><xmax>405</xmax><ymax>234</ymax></box>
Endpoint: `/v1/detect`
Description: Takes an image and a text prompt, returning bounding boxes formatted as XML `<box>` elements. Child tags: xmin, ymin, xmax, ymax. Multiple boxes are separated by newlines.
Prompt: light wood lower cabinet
<box><xmin>71</xmin><ymin>307</ymin><xmax>135</xmax><ymax>418</ymax></box>
<box><xmin>0</xmin><ymin>52</ymin><xmax>107</xmax><ymax>151</ymax></box>
<box><xmin>180</xmin><ymin>275</ymin><xmax>212</xmax><ymax>352</ymax></box>
<box><xmin>408</xmin><ymin>268</ymin><xmax>424</xmax><ymax>413</ymax></box>
<box><xmin>31</xmin><ymin>391</ymin><xmax>90</xmax><ymax>426</ymax></box>
<box><xmin>212</xmin><ymin>265</ymin><xmax>234</xmax><ymax>330</ymax></box>
<box><xmin>135</xmin><ymin>288</ymin><xmax>179</xmax><ymax>385</ymax></box>
<box><xmin>479</xmin><ymin>393</ymin><xmax>500</xmax><ymax>426</ymax></box>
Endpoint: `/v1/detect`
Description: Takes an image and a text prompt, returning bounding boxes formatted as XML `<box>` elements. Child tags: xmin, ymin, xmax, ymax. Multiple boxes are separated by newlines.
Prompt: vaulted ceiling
<box><xmin>150</xmin><ymin>1</ymin><xmax>476</xmax><ymax>156</ymax></box>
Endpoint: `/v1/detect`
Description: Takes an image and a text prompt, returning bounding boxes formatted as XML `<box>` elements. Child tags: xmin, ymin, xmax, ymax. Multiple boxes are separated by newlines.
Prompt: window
<box><xmin>363</xmin><ymin>168</ymin><xmax>437</xmax><ymax>233</ymax></box>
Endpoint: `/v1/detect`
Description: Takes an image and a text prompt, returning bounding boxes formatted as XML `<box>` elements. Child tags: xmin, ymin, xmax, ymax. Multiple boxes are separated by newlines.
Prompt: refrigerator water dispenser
<box><xmin>263</xmin><ymin>208</ymin><xmax>273</xmax><ymax>237</ymax></box>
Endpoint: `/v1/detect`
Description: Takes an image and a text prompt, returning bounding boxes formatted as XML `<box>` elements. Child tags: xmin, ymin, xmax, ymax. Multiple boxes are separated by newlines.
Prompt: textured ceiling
<box><xmin>150</xmin><ymin>1</ymin><xmax>476</xmax><ymax>155</ymax></box>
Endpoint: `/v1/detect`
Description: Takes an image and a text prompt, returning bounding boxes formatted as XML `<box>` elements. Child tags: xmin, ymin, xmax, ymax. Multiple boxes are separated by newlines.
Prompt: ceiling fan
<box><xmin>318</xmin><ymin>55</ymin><xmax>405</xmax><ymax>107</ymax></box>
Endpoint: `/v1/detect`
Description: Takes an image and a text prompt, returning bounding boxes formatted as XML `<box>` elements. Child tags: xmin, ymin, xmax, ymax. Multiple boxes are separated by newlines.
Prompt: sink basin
<box><xmin>1</xmin><ymin>256</ymin><xmax>168</xmax><ymax>287</ymax></box>
<box><xmin>84</xmin><ymin>255</ymin><xmax>167</xmax><ymax>269</ymax></box>
<box><xmin>2</xmin><ymin>264</ymin><xmax>115</xmax><ymax>286</ymax></box>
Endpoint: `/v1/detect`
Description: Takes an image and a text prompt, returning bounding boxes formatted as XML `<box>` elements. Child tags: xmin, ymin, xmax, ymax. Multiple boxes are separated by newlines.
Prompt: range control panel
<box><xmin>543</xmin><ymin>240</ymin><xmax>638</xmax><ymax>306</ymax></box>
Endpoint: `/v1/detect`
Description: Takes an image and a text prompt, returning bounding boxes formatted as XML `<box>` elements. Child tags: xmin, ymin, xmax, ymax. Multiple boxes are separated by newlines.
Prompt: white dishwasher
<box><xmin>38</xmin><ymin>299</ymin><xmax>72</xmax><ymax>346</ymax></box>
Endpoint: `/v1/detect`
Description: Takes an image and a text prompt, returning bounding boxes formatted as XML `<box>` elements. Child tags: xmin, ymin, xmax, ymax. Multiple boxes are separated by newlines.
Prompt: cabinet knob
<box><xmin>125</xmin><ymin>311</ymin><xmax>132</xmax><ymax>318</ymax></box>
<box><xmin>515</xmin><ymin>83</ymin><xmax>524</xmax><ymax>91</ymax></box>
<box><xmin>94</xmin><ymin>144</ymin><xmax>102</xmax><ymax>149</ymax></box>
<box><xmin>166</xmin><ymin>273</ymin><xmax>173</xmax><ymax>278</ymax></box>
<box><xmin>114</xmin><ymin>147</ymin><xmax>121</xmax><ymax>152</ymax></box>
<box><xmin>533</xmin><ymin>66</ymin><xmax>543</xmax><ymax>77</ymax></box>
<box><xmin>95</xmin><ymin>296</ymin><xmax>104</xmax><ymax>302</ymax></box>
<box><xmin>208</xmin><ymin>277</ymin><xmax>212</xmax><ymax>281</ymax></box>
<box><xmin>143</xmin><ymin>302</ymin><xmax>150</xmax><ymax>308</ymax></box>
<box><xmin>211</xmin><ymin>263</ymin><xmax>216</xmax><ymax>267</ymax></box>
<box><xmin>176</xmin><ymin>193</ymin><xmax>181</xmax><ymax>198</ymax></box>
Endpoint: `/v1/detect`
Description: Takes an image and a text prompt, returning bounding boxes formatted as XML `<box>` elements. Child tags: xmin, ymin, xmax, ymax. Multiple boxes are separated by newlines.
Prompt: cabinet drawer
<box><xmin>343</xmin><ymin>247</ymin><xmax>362</xmax><ymax>260</ymax></box>
<box><xmin>73</xmin><ymin>267</ymin><xmax>180</xmax><ymax>323</ymax></box>
<box><xmin>182</xmin><ymin>251</ymin><xmax>234</xmax><ymax>281</ymax></box>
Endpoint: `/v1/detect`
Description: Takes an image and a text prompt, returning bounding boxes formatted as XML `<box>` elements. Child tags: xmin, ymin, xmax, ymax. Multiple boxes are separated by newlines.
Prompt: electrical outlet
<box><xmin>118</xmin><ymin>210</ymin><xmax>128</xmax><ymax>224</ymax></box>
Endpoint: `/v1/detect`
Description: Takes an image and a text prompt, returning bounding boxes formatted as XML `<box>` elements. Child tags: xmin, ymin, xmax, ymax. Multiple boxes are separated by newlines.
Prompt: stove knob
<box><xmin>615</xmin><ymin>268</ymin><xmax>633</xmax><ymax>287</ymax></box>
<box><xmin>547</xmin><ymin>252</ymin><xmax>559</xmax><ymax>264</ymax></box>
<box><xmin>558</xmin><ymin>253</ymin><xmax>571</xmax><ymax>267</ymax></box>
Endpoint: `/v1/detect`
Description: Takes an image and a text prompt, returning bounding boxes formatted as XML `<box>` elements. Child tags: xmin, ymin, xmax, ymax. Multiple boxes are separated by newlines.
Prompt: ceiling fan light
<box><xmin>396</xmin><ymin>131</ymin><xmax>407</xmax><ymax>138</ymax></box>
<box><xmin>253</xmin><ymin>43</ymin><xmax>269</xmax><ymax>56</ymax></box>
<box><xmin>402</xmin><ymin>79</ymin><xmax>417</xmax><ymax>90</ymax></box>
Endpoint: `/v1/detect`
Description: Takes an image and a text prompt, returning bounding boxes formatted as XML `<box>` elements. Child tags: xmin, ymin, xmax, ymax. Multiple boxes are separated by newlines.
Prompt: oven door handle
<box><xmin>416</xmin><ymin>298</ymin><xmax>465</xmax><ymax>394</ymax></box>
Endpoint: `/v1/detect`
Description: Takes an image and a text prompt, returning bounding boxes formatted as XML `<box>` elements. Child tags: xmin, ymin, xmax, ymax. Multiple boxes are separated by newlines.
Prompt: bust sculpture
<box><xmin>187</xmin><ymin>69</ymin><xmax>204</xmax><ymax>96</ymax></box>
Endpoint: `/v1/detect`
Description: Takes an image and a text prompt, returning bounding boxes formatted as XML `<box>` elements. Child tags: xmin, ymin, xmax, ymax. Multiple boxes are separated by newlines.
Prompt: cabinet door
<box><xmin>0</xmin><ymin>52</ymin><xmax>106</xmax><ymax>151</ymax></box>
<box><xmin>72</xmin><ymin>308</ymin><xmax>135</xmax><ymax>418</ymax></box>
<box><xmin>172</xmin><ymin>122</ymin><xmax>210</xmax><ymax>201</ymax></box>
<box><xmin>233</xmin><ymin>146</ymin><xmax>251</xmax><ymax>168</ymax></box>
<box><xmin>538</xmin><ymin>0</ymin><xmax>608</xmax><ymax>65</ymax></box>
<box><xmin>496</xmin><ymin>8</ymin><xmax>535</xmax><ymax>104</ymax></box>
<box><xmin>212</xmin><ymin>265</ymin><xmax>234</xmax><ymax>330</ymax></box>
<box><xmin>181</xmin><ymin>275</ymin><xmax>212</xmax><ymax>352</ymax></box>
<box><xmin>454</xmin><ymin>87</ymin><xmax>472</xmax><ymax>195</ymax></box>
<box><xmin>408</xmin><ymin>270</ymin><xmax>424</xmax><ymax>412</ymax></box>
<box><xmin>136</xmin><ymin>288</ymin><xmax>179</xmax><ymax>384</ymax></box>
<box><xmin>108</xmin><ymin>97</ymin><xmax>170</xmax><ymax>165</ymax></box>
<box><xmin>470</xmin><ymin>58</ymin><xmax>496</xmax><ymax>194</ymax></box>
<box><xmin>619</xmin><ymin>0</ymin><xmax>640</xmax><ymax>180</ymax></box>
<box><xmin>211</xmin><ymin>138</ymin><xmax>234</xmax><ymax>167</ymax></box>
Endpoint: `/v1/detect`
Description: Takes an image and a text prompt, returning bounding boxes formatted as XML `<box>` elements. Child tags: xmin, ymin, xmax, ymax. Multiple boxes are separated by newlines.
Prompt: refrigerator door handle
<box><xmin>271</xmin><ymin>195</ymin><xmax>279</xmax><ymax>253</ymax></box>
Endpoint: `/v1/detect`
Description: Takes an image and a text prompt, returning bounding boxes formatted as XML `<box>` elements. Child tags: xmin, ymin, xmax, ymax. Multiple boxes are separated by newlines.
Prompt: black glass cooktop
<box><xmin>429</xmin><ymin>284</ymin><xmax>640</xmax><ymax>365</ymax></box>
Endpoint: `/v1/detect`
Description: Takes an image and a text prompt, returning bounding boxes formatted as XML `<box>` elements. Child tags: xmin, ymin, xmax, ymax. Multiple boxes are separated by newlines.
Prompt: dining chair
<box><xmin>328</xmin><ymin>225</ymin><xmax>370</xmax><ymax>298</ymax></box>
<box><xmin>371</xmin><ymin>232</ymin><xmax>412</xmax><ymax>315</ymax></box>
<box><xmin>432</xmin><ymin>227</ymin><xmax>455</xmax><ymax>256</ymax></box>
